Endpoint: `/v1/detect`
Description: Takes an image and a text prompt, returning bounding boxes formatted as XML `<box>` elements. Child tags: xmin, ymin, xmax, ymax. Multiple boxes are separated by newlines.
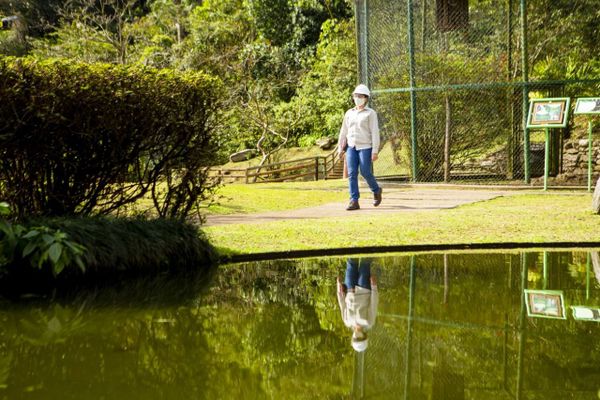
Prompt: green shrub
<box><xmin>1</xmin><ymin>202</ymin><xmax>215</xmax><ymax>280</ymax></box>
<box><xmin>0</xmin><ymin>202</ymin><xmax>87</xmax><ymax>277</ymax></box>
<box><xmin>0</xmin><ymin>56</ymin><xmax>222</xmax><ymax>220</ymax></box>
<box><xmin>31</xmin><ymin>217</ymin><xmax>217</xmax><ymax>275</ymax></box>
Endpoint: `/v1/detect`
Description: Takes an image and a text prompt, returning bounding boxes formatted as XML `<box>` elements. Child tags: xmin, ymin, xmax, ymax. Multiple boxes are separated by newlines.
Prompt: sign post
<box><xmin>573</xmin><ymin>98</ymin><xmax>600</xmax><ymax>192</ymax></box>
<box><xmin>526</xmin><ymin>98</ymin><xmax>571</xmax><ymax>190</ymax></box>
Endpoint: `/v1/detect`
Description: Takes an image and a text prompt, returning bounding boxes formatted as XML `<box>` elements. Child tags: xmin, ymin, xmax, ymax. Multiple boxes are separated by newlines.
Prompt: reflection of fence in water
<box><xmin>359</xmin><ymin>317</ymin><xmax>515</xmax><ymax>399</ymax></box>
<box><xmin>352</xmin><ymin>251</ymin><xmax>600</xmax><ymax>399</ymax></box>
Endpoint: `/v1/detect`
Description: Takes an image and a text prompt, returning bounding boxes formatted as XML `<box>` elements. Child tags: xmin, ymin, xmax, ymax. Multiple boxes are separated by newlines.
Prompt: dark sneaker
<box><xmin>346</xmin><ymin>200</ymin><xmax>360</xmax><ymax>211</ymax></box>
<box><xmin>373</xmin><ymin>188</ymin><xmax>383</xmax><ymax>207</ymax></box>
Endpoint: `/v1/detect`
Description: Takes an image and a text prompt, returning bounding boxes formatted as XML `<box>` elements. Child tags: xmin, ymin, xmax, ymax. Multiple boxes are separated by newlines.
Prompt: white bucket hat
<box><xmin>352</xmin><ymin>84</ymin><xmax>370</xmax><ymax>97</ymax></box>
<box><xmin>352</xmin><ymin>338</ymin><xmax>369</xmax><ymax>352</ymax></box>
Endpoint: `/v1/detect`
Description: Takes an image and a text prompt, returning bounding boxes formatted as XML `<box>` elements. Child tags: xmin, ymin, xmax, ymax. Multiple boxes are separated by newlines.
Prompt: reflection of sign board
<box><xmin>526</xmin><ymin>98</ymin><xmax>571</xmax><ymax>128</ymax></box>
<box><xmin>571</xmin><ymin>306</ymin><xmax>600</xmax><ymax>322</ymax></box>
<box><xmin>574</xmin><ymin>98</ymin><xmax>600</xmax><ymax>115</ymax></box>
<box><xmin>524</xmin><ymin>289</ymin><xmax>566</xmax><ymax>319</ymax></box>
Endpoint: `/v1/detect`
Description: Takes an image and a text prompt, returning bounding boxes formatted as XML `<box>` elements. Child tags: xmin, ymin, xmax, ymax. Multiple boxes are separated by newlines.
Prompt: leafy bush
<box><xmin>0</xmin><ymin>56</ymin><xmax>222</xmax><ymax>220</ymax></box>
<box><xmin>33</xmin><ymin>216</ymin><xmax>217</xmax><ymax>274</ymax></box>
<box><xmin>0</xmin><ymin>203</ymin><xmax>87</xmax><ymax>277</ymax></box>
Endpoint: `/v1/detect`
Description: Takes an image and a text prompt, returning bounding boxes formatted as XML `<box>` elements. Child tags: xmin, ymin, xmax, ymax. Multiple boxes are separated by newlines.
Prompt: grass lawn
<box><xmin>202</xmin><ymin>184</ymin><xmax>600</xmax><ymax>256</ymax></box>
<box><xmin>205</xmin><ymin>179</ymin><xmax>348</xmax><ymax>215</ymax></box>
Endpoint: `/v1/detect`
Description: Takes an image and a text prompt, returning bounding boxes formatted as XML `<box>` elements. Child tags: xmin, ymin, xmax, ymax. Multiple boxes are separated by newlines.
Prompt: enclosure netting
<box><xmin>357</xmin><ymin>0</ymin><xmax>600</xmax><ymax>185</ymax></box>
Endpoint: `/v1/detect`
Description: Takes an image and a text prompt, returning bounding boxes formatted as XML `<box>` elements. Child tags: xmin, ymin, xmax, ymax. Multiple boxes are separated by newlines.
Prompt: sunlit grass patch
<box><xmin>204</xmin><ymin>192</ymin><xmax>600</xmax><ymax>255</ymax></box>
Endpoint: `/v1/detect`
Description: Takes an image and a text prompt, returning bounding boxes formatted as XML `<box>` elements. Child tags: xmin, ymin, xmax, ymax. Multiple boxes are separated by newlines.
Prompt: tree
<box><xmin>278</xmin><ymin>18</ymin><xmax>357</xmax><ymax>144</ymax></box>
<box><xmin>32</xmin><ymin>0</ymin><xmax>142</xmax><ymax>64</ymax></box>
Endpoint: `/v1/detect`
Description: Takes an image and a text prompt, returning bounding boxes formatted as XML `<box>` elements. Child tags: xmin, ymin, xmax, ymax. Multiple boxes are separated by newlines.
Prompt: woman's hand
<box><xmin>372</xmin><ymin>153</ymin><xmax>378</xmax><ymax>162</ymax></box>
<box><xmin>337</xmin><ymin>276</ymin><xmax>346</xmax><ymax>295</ymax></box>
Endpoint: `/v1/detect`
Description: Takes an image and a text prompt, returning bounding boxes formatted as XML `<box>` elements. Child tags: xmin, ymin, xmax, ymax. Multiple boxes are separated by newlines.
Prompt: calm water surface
<box><xmin>2</xmin><ymin>250</ymin><xmax>600</xmax><ymax>399</ymax></box>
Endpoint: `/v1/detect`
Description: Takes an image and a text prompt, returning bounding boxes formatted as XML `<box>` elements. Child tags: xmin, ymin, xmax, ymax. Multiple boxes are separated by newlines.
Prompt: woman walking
<box><xmin>338</xmin><ymin>84</ymin><xmax>382</xmax><ymax>211</ymax></box>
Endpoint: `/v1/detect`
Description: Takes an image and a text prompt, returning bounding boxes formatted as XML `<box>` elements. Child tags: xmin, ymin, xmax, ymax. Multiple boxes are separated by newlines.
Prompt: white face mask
<box><xmin>353</xmin><ymin>96</ymin><xmax>367</xmax><ymax>107</ymax></box>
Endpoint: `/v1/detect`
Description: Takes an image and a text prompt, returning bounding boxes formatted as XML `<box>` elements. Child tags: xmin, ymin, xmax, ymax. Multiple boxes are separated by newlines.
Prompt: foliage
<box><xmin>0</xmin><ymin>56</ymin><xmax>222</xmax><ymax>220</ymax></box>
<box><xmin>35</xmin><ymin>0</ymin><xmax>152</xmax><ymax>64</ymax></box>
<box><xmin>0</xmin><ymin>203</ymin><xmax>87</xmax><ymax>277</ymax></box>
<box><xmin>249</xmin><ymin>0</ymin><xmax>294</xmax><ymax>47</ymax></box>
<box><xmin>4</xmin><ymin>0</ymin><xmax>600</xmax><ymax>171</ymax></box>
<box><xmin>34</xmin><ymin>216</ymin><xmax>217</xmax><ymax>274</ymax></box>
<box><xmin>5</xmin><ymin>0</ymin><xmax>356</xmax><ymax>163</ymax></box>
<box><xmin>0</xmin><ymin>25</ymin><xmax>27</xmax><ymax>56</ymax></box>
<box><xmin>0</xmin><ymin>0</ymin><xmax>65</xmax><ymax>37</ymax></box>
<box><xmin>277</xmin><ymin>18</ymin><xmax>357</xmax><ymax>143</ymax></box>
<box><xmin>527</xmin><ymin>0</ymin><xmax>600</xmax><ymax>72</ymax></box>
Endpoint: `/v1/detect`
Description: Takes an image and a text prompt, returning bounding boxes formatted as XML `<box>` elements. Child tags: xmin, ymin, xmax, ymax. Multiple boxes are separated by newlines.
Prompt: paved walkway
<box><xmin>204</xmin><ymin>186</ymin><xmax>521</xmax><ymax>226</ymax></box>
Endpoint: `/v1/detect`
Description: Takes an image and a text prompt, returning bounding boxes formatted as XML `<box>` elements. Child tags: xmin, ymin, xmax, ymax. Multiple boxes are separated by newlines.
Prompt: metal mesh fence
<box><xmin>358</xmin><ymin>0</ymin><xmax>600</xmax><ymax>186</ymax></box>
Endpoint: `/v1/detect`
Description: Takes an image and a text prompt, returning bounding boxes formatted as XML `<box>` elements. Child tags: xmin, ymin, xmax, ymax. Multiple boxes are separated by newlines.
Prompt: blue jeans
<box><xmin>344</xmin><ymin>258</ymin><xmax>372</xmax><ymax>290</ymax></box>
<box><xmin>346</xmin><ymin>146</ymin><xmax>380</xmax><ymax>201</ymax></box>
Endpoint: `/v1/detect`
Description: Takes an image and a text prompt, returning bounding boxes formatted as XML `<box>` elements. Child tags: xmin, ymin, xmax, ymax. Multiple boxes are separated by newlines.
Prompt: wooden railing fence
<box><xmin>209</xmin><ymin>148</ymin><xmax>343</xmax><ymax>184</ymax></box>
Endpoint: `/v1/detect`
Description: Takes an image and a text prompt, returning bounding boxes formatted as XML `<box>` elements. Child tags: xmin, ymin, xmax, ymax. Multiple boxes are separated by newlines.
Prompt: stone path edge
<box><xmin>221</xmin><ymin>241</ymin><xmax>600</xmax><ymax>264</ymax></box>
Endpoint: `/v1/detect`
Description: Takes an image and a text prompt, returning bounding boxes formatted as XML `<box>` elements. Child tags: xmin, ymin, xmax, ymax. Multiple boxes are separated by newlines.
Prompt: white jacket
<box><xmin>337</xmin><ymin>285</ymin><xmax>378</xmax><ymax>329</ymax></box>
<box><xmin>338</xmin><ymin>107</ymin><xmax>380</xmax><ymax>154</ymax></box>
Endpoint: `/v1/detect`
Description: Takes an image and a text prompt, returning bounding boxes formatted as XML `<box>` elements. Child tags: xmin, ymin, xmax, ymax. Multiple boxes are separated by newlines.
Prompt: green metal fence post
<box><xmin>506</xmin><ymin>0</ymin><xmax>514</xmax><ymax>179</ymax></box>
<box><xmin>407</xmin><ymin>0</ymin><xmax>419</xmax><ymax>181</ymax></box>
<box><xmin>520</xmin><ymin>0</ymin><xmax>530</xmax><ymax>184</ymax></box>
<box><xmin>587</xmin><ymin>252</ymin><xmax>591</xmax><ymax>300</ymax></box>
<box><xmin>516</xmin><ymin>252</ymin><xmax>528</xmax><ymax>399</ymax></box>
<box><xmin>356</xmin><ymin>0</ymin><xmax>370</xmax><ymax>86</ymax></box>
<box><xmin>588</xmin><ymin>121</ymin><xmax>593</xmax><ymax>192</ymax></box>
<box><xmin>403</xmin><ymin>255</ymin><xmax>416</xmax><ymax>400</ymax></box>
<box><xmin>544</xmin><ymin>128</ymin><xmax>550</xmax><ymax>190</ymax></box>
<box><xmin>543</xmin><ymin>251</ymin><xmax>549</xmax><ymax>289</ymax></box>
<box><xmin>354</xmin><ymin>1</ymin><xmax>361</xmax><ymax>85</ymax></box>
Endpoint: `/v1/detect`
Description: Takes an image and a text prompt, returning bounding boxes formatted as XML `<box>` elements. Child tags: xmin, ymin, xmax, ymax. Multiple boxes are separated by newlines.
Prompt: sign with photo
<box><xmin>526</xmin><ymin>98</ymin><xmax>571</xmax><ymax>128</ymax></box>
<box><xmin>574</xmin><ymin>97</ymin><xmax>600</xmax><ymax>115</ymax></box>
<box><xmin>571</xmin><ymin>306</ymin><xmax>600</xmax><ymax>322</ymax></box>
<box><xmin>524</xmin><ymin>289</ymin><xmax>567</xmax><ymax>319</ymax></box>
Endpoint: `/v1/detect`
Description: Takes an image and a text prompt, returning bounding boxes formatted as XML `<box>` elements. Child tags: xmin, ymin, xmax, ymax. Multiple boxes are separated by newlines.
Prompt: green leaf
<box><xmin>0</xmin><ymin>221</ymin><xmax>12</xmax><ymax>235</ymax></box>
<box><xmin>0</xmin><ymin>202</ymin><xmax>9</xmax><ymax>215</ymax></box>
<box><xmin>74</xmin><ymin>256</ymin><xmax>86</xmax><ymax>273</ymax></box>
<box><xmin>37</xmin><ymin>250</ymin><xmax>49</xmax><ymax>269</ymax></box>
<box><xmin>22</xmin><ymin>230</ymin><xmax>40</xmax><ymax>239</ymax></box>
<box><xmin>22</xmin><ymin>242</ymin><xmax>38</xmax><ymax>258</ymax></box>
<box><xmin>48</xmin><ymin>243</ymin><xmax>63</xmax><ymax>264</ymax></box>
<box><xmin>42</xmin><ymin>234</ymin><xmax>55</xmax><ymax>246</ymax></box>
<box><xmin>53</xmin><ymin>261</ymin><xmax>65</xmax><ymax>276</ymax></box>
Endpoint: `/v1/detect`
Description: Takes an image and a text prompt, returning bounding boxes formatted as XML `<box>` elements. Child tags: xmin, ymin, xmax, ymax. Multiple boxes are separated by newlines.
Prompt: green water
<box><xmin>2</xmin><ymin>251</ymin><xmax>600</xmax><ymax>399</ymax></box>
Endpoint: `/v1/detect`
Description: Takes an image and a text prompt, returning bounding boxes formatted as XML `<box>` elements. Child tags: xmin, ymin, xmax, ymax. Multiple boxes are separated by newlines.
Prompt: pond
<box><xmin>2</xmin><ymin>250</ymin><xmax>600</xmax><ymax>399</ymax></box>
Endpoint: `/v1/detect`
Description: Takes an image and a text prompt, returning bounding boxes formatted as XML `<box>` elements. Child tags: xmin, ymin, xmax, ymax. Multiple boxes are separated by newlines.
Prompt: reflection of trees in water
<box><xmin>2</xmin><ymin>252</ymin><xmax>600</xmax><ymax>398</ymax></box>
<box><xmin>0</xmin><ymin>259</ymin><xmax>350</xmax><ymax>398</ymax></box>
<box><xmin>363</xmin><ymin>251</ymin><xmax>600</xmax><ymax>399</ymax></box>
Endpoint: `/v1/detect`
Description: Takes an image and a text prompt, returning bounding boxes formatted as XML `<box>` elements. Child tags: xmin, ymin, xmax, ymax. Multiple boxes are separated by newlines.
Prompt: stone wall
<box><xmin>557</xmin><ymin>138</ymin><xmax>600</xmax><ymax>183</ymax></box>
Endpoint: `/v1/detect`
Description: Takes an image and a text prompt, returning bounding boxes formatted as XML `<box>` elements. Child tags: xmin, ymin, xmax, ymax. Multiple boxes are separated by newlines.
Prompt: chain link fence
<box><xmin>358</xmin><ymin>0</ymin><xmax>600</xmax><ymax>186</ymax></box>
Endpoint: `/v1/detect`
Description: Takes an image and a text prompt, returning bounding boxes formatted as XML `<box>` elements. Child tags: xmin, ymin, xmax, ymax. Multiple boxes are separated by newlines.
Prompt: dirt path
<box><xmin>204</xmin><ymin>186</ymin><xmax>522</xmax><ymax>226</ymax></box>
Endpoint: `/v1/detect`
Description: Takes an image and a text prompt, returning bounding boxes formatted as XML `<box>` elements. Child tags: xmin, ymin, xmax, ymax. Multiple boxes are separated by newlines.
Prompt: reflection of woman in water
<box><xmin>337</xmin><ymin>258</ymin><xmax>378</xmax><ymax>352</ymax></box>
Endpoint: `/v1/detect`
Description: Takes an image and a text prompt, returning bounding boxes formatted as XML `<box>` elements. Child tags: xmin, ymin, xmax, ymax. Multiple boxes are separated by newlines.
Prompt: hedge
<box><xmin>0</xmin><ymin>56</ymin><xmax>223</xmax><ymax>219</ymax></box>
<box><xmin>0</xmin><ymin>216</ymin><xmax>217</xmax><ymax>293</ymax></box>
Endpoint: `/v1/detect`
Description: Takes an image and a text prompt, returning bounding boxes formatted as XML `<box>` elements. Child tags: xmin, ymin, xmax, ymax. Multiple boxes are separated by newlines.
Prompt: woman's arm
<box><xmin>338</xmin><ymin>111</ymin><xmax>349</xmax><ymax>154</ymax></box>
<box><xmin>370</xmin><ymin>110</ymin><xmax>380</xmax><ymax>159</ymax></box>
<box><xmin>369</xmin><ymin>279</ymin><xmax>378</xmax><ymax>326</ymax></box>
<box><xmin>337</xmin><ymin>277</ymin><xmax>346</xmax><ymax>321</ymax></box>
